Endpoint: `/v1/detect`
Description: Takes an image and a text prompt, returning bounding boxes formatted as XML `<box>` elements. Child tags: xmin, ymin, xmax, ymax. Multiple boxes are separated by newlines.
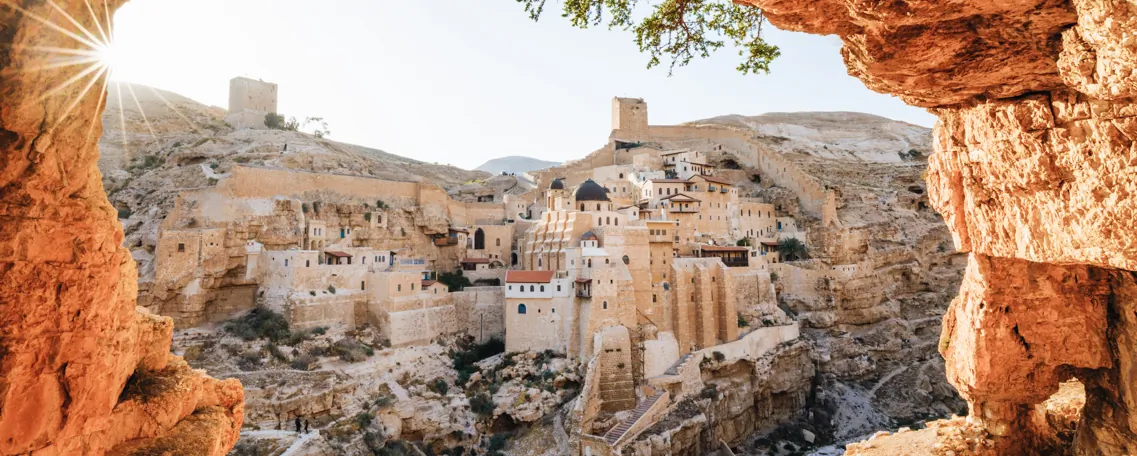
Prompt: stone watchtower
<box><xmin>612</xmin><ymin>97</ymin><xmax>648</xmax><ymax>132</ymax></box>
<box><xmin>226</xmin><ymin>76</ymin><xmax>278</xmax><ymax>130</ymax></box>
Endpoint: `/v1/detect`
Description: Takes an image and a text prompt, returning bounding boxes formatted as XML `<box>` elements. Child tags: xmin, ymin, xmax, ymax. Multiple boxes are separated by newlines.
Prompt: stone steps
<box><xmin>603</xmin><ymin>393</ymin><xmax>664</xmax><ymax>445</ymax></box>
<box><xmin>664</xmin><ymin>353</ymin><xmax>694</xmax><ymax>376</ymax></box>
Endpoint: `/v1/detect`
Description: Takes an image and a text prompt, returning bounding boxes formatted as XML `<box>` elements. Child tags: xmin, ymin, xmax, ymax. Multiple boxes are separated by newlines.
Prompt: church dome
<box><xmin>575</xmin><ymin>179</ymin><xmax>610</xmax><ymax>202</ymax></box>
<box><xmin>550</xmin><ymin>178</ymin><xmax>565</xmax><ymax>190</ymax></box>
<box><xmin>581</xmin><ymin>231</ymin><xmax>598</xmax><ymax>241</ymax></box>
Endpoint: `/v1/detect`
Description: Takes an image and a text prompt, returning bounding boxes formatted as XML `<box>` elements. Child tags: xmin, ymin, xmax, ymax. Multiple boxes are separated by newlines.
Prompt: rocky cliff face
<box><xmin>0</xmin><ymin>1</ymin><xmax>242</xmax><ymax>454</ymax></box>
<box><xmin>738</xmin><ymin>0</ymin><xmax>1137</xmax><ymax>453</ymax></box>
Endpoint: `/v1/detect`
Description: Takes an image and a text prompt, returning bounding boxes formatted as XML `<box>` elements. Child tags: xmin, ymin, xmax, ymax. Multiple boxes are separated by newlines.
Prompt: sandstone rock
<box><xmin>734</xmin><ymin>0</ymin><xmax>1137</xmax><ymax>453</ymax></box>
<box><xmin>0</xmin><ymin>1</ymin><xmax>243</xmax><ymax>454</ymax></box>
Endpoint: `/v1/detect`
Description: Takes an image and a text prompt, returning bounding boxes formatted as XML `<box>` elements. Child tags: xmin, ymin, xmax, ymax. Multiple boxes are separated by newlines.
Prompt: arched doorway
<box><xmin>474</xmin><ymin>228</ymin><xmax>486</xmax><ymax>250</ymax></box>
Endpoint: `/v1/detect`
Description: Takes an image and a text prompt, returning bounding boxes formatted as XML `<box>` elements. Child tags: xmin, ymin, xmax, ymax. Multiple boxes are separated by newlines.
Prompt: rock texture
<box><xmin>0</xmin><ymin>1</ymin><xmax>242</xmax><ymax>455</ymax></box>
<box><xmin>737</xmin><ymin>0</ymin><xmax>1137</xmax><ymax>453</ymax></box>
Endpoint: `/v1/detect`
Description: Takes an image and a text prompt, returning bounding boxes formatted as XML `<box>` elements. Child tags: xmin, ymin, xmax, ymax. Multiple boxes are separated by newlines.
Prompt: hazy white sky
<box><xmin>108</xmin><ymin>0</ymin><xmax>934</xmax><ymax>170</ymax></box>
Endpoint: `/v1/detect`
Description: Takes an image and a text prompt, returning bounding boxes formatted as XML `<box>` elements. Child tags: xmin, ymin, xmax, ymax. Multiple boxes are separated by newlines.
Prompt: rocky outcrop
<box><xmin>737</xmin><ymin>0</ymin><xmax>1137</xmax><ymax>453</ymax></box>
<box><xmin>0</xmin><ymin>1</ymin><xmax>242</xmax><ymax>454</ymax></box>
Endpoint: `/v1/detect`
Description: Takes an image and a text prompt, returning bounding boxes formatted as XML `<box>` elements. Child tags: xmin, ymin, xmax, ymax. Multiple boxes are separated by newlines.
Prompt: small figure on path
<box><xmin>295</xmin><ymin>416</ymin><xmax>301</xmax><ymax>433</ymax></box>
<box><xmin>304</xmin><ymin>420</ymin><xmax>310</xmax><ymax>434</ymax></box>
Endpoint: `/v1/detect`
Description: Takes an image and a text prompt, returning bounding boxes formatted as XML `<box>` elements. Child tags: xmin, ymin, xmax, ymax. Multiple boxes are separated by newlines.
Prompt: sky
<box><xmin>107</xmin><ymin>0</ymin><xmax>935</xmax><ymax>170</ymax></box>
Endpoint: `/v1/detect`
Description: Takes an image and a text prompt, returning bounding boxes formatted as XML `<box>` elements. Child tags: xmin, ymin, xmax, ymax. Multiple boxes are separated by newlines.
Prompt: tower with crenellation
<box><xmin>226</xmin><ymin>76</ymin><xmax>278</xmax><ymax>129</ymax></box>
<box><xmin>611</xmin><ymin>97</ymin><xmax>648</xmax><ymax>132</ymax></box>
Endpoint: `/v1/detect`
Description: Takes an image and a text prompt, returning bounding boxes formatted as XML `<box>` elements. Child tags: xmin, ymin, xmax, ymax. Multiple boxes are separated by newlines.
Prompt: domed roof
<box><xmin>581</xmin><ymin>231</ymin><xmax>598</xmax><ymax>241</ymax></box>
<box><xmin>550</xmin><ymin>178</ymin><xmax>565</xmax><ymax>190</ymax></box>
<box><xmin>575</xmin><ymin>179</ymin><xmax>610</xmax><ymax>202</ymax></box>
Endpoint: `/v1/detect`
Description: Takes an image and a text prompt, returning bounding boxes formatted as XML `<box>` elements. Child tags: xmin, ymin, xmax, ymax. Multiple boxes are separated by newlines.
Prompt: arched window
<box><xmin>398</xmin><ymin>284</ymin><xmax>402</xmax><ymax>292</ymax></box>
<box><xmin>588</xmin><ymin>259</ymin><xmax>592</xmax><ymax>268</ymax></box>
<box><xmin>518</xmin><ymin>304</ymin><xmax>527</xmax><ymax>314</ymax></box>
<box><xmin>619</xmin><ymin>173</ymin><xmax>624</xmax><ymax>178</ymax></box>
<box><xmin>530</xmin><ymin>285</ymin><xmax>535</xmax><ymax>292</ymax></box>
<box><xmin>605</xmin><ymin>259</ymin><xmax>610</xmax><ymax>264</ymax></box>
<box><xmin>540</xmin><ymin>285</ymin><xmax>545</xmax><ymax>292</ymax></box>
<box><xmin>606</xmin><ymin>217</ymin><xmax>611</xmax><ymax>225</ymax></box>
<box><xmin>581</xmin><ymin>204</ymin><xmax>586</xmax><ymax>211</ymax></box>
<box><xmin>511</xmin><ymin>252</ymin><xmax>518</xmax><ymax>266</ymax></box>
<box><xmin>596</xmin><ymin>204</ymin><xmax>601</xmax><ymax>211</ymax></box>
<box><xmin>496</xmin><ymin>238</ymin><xmax>501</xmax><ymax>247</ymax></box>
<box><xmin>614</xmin><ymin>218</ymin><xmax>619</xmax><ymax>226</ymax></box>
<box><xmin>361</xmin><ymin>281</ymin><xmax>366</xmax><ymax>290</ymax></box>
<box><xmin>602</xmin><ymin>301</ymin><xmax>608</xmax><ymax>310</ymax></box>
<box><xmin>474</xmin><ymin>228</ymin><xmax>486</xmax><ymax>250</ymax></box>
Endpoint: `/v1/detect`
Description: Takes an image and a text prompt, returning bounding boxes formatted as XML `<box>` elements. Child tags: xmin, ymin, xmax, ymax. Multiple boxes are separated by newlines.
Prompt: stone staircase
<box><xmin>599</xmin><ymin>361</ymin><xmax>637</xmax><ymax>412</ymax></box>
<box><xmin>664</xmin><ymin>352</ymin><xmax>695</xmax><ymax>376</ymax></box>
<box><xmin>603</xmin><ymin>393</ymin><xmax>665</xmax><ymax>445</ymax></box>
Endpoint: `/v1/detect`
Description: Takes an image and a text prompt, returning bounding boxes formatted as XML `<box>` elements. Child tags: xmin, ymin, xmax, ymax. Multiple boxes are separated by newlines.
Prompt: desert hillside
<box><xmin>689</xmin><ymin>111</ymin><xmax>932</xmax><ymax>163</ymax></box>
<box><xmin>98</xmin><ymin>82</ymin><xmax>490</xmax><ymax>279</ymax></box>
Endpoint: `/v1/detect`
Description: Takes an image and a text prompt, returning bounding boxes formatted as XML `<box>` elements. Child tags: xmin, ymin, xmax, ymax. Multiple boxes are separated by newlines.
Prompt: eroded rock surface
<box><xmin>737</xmin><ymin>0</ymin><xmax>1137</xmax><ymax>453</ymax></box>
<box><xmin>0</xmin><ymin>1</ymin><xmax>242</xmax><ymax>454</ymax></box>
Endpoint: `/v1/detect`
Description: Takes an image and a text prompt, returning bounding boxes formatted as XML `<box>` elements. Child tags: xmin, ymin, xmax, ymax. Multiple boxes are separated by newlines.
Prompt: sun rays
<box><xmin>3</xmin><ymin>0</ymin><xmax>198</xmax><ymax>155</ymax></box>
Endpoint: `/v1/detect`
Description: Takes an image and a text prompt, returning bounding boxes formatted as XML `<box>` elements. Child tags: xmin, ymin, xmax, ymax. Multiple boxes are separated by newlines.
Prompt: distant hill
<box><xmin>686</xmin><ymin>111</ymin><xmax>932</xmax><ymax>163</ymax></box>
<box><xmin>475</xmin><ymin>156</ymin><xmax>560</xmax><ymax>175</ymax></box>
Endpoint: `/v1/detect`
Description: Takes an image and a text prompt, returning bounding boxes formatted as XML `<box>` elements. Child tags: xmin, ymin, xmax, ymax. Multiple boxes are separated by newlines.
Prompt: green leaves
<box><xmin>516</xmin><ymin>0</ymin><xmax>779</xmax><ymax>75</ymax></box>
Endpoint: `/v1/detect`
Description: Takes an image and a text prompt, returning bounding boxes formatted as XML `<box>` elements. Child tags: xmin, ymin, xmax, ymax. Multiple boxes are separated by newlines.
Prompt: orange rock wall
<box><xmin>0</xmin><ymin>1</ymin><xmax>242</xmax><ymax>455</ymax></box>
<box><xmin>739</xmin><ymin>0</ymin><xmax>1137</xmax><ymax>453</ymax></box>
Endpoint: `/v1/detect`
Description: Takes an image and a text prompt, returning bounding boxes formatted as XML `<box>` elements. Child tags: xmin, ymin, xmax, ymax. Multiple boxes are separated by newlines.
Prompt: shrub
<box><xmin>485</xmin><ymin>433</ymin><xmax>509</xmax><ymax>455</ymax></box>
<box><xmin>470</xmin><ymin>393</ymin><xmax>494</xmax><ymax>416</ymax></box>
<box><xmin>209</xmin><ymin>163</ymin><xmax>219</xmax><ymax>169</ymax></box>
<box><xmin>451</xmin><ymin>337</ymin><xmax>505</xmax><ymax>385</ymax></box>
<box><xmin>375</xmin><ymin>199</ymin><xmax>388</xmax><ymax>209</ymax></box>
<box><xmin>770</xmin><ymin>272</ymin><xmax>779</xmax><ymax>281</ymax></box>
<box><xmin>400</xmin><ymin>227</ymin><xmax>407</xmax><ymax>237</ymax></box>
<box><xmin>327</xmin><ymin>285</ymin><xmax>336</xmax><ymax>294</ymax></box>
<box><xmin>291</xmin><ymin>354</ymin><xmax>317</xmax><ymax>370</ymax></box>
<box><xmin>224</xmin><ymin>307</ymin><xmax>291</xmax><ymax>342</ymax></box>
<box><xmin>333</xmin><ymin>338</ymin><xmax>371</xmax><ymax>363</ymax></box>
<box><xmin>700</xmin><ymin>384</ymin><xmax>718</xmax><ymax>399</ymax></box>
<box><xmin>713</xmin><ymin>351</ymin><xmax>726</xmax><ymax>362</ymax></box>
<box><xmin>736</xmin><ymin>237</ymin><xmax>751</xmax><ymax>247</ymax></box>
<box><xmin>737</xmin><ymin>313</ymin><xmax>749</xmax><ymax>328</ymax></box>
<box><xmin>117</xmin><ymin>207</ymin><xmax>133</xmax><ymax>219</ymax></box>
<box><xmin>364</xmin><ymin>212</ymin><xmax>372</xmax><ymax>222</ymax></box>
<box><xmin>302</xmin><ymin>202</ymin><xmax>310</xmax><ymax>213</ymax></box>
<box><xmin>429</xmin><ymin>378</ymin><xmax>449</xmax><ymax>395</ymax></box>
<box><xmin>266</xmin><ymin>343</ymin><xmax>288</xmax><ymax>362</ymax></box>
<box><xmin>356</xmin><ymin>412</ymin><xmax>374</xmax><ymax>428</ymax></box>
<box><xmin>309</xmin><ymin>290</ymin><xmax>316</xmax><ymax>296</ymax></box>
<box><xmin>438</xmin><ymin>271</ymin><xmax>473</xmax><ymax>292</ymax></box>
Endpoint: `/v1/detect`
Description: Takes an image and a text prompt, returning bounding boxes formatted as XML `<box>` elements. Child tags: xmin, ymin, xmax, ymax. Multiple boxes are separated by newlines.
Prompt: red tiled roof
<box><xmin>760</xmin><ymin>241</ymin><xmax>781</xmax><ymax>247</ymax></box>
<box><xmin>461</xmin><ymin>258</ymin><xmax>493</xmax><ymax>264</ymax></box>
<box><xmin>575</xmin><ymin>278</ymin><xmax>592</xmax><ymax>284</ymax></box>
<box><xmin>422</xmin><ymin>280</ymin><xmax>438</xmax><ymax>287</ymax></box>
<box><xmin>662</xmin><ymin>193</ymin><xmax>701</xmax><ymax>202</ymax></box>
<box><xmin>693</xmin><ymin>174</ymin><xmax>733</xmax><ymax>185</ymax></box>
<box><xmin>506</xmin><ymin>270</ymin><xmax>557</xmax><ymax>283</ymax></box>
<box><xmin>700</xmin><ymin>246</ymin><xmax>750</xmax><ymax>252</ymax></box>
<box><xmin>324</xmin><ymin>251</ymin><xmax>352</xmax><ymax>258</ymax></box>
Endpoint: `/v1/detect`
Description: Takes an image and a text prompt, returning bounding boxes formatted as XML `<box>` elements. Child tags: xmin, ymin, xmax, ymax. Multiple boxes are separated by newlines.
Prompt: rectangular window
<box><xmin>177</xmin><ymin>243</ymin><xmax>185</xmax><ymax>252</ymax></box>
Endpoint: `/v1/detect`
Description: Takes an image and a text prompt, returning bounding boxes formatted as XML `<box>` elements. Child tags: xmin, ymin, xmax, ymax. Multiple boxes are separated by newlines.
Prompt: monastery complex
<box><xmin>143</xmin><ymin>90</ymin><xmax>933</xmax><ymax>455</ymax></box>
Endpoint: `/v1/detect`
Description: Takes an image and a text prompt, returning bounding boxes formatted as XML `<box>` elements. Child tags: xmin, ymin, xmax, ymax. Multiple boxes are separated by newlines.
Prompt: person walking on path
<box><xmin>295</xmin><ymin>416</ymin><xmax>301</xmax><ymax>433</ymax></box>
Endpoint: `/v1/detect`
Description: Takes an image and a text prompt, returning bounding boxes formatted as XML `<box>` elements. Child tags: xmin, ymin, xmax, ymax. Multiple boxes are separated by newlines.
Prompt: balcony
<box><xmin>433</xmin><ymin>237</ymin><xmax>458</xmax><ymax>247</ymax></box>
<box><xmin>669</xmin><ymin>206</ymin><xmax>699</xmax><ymax>213</ymax></box>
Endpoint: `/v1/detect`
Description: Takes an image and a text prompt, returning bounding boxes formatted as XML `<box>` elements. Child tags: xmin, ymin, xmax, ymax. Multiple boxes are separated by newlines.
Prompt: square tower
<box><xmin>229</xmin><ymin>77</ymin><xmax>278</xmax><ymax>114</ymax></box>
<box><xmin>612</xmin><ymin>97</ymin><xmax>648</xmax><ymax>132</ymax></box>
<box><xmin>227</xmin><ymin>77</ymin><xmax>278</xmax><ymax>129</ymax></box>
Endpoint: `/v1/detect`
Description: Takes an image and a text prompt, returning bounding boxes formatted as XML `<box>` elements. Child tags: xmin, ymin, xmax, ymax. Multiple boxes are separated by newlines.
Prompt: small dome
<box><xmin>575</xmin><ymin>179</ymin><xmax>610</xmax><ymax>202</ymax></box>
<box><xmin>550</xmin><ymin>178</ymin><xmax>565</xmax><ymax>190</ymax></box>
<box><xmin>582</xmin><ymin>231</ymin><xmax>598</xmax><ymax>241</ymax></box>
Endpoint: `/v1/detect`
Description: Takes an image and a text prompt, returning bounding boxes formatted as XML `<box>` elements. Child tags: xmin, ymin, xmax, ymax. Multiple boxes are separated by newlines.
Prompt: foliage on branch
<box><xmin>516</xmin><ymin>0</ymin><xmax>780</xmax><ymax>75</ymax></box>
